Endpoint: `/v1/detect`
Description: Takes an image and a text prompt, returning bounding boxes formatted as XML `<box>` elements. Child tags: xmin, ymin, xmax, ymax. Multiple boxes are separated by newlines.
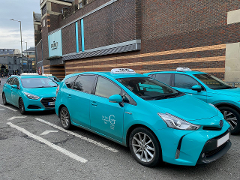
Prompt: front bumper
<box><xmin>23</xmin><ymin>97</ymin><xmax>56</xmax><ymax>111</ymax></box>
<box><xmin>156</xmin><ymin>120</ymin><xmax>231</xmax><ymax>166</ymax></box>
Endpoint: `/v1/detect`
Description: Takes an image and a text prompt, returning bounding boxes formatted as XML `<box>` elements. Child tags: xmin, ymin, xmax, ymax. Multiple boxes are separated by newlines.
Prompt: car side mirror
<box><xmin>192</xmin><ymin>85</ymin><xmax>202</xmax><ymax>92</ymax></box>
<box><xmin>109</xmin><ymin>94</ymin><xmax>123</xmax><ymax>103</ymax></box>
<box><xmin>11</xmin><ymin>85</ymin><xmax>18</xmax><ymax>89</ymax></box>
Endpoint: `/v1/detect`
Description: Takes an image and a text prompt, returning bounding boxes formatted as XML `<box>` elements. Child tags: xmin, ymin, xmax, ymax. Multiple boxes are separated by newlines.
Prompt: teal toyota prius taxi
<box><xmin>55</xmin><ymin>68</ymin><xmax>231</xmax><ymax>167</ymax></box>
<box><xmin>2</xmin><ymin>73</ymin><xmax>58</xmax><ymax>114</ymax></box>
<box><xmin>145</xmin><ymin>67</ymin><xmax>240</xmax><ymax>135</ymax></box>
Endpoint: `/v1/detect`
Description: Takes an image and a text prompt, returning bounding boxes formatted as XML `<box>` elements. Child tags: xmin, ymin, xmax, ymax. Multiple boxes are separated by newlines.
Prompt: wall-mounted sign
<box><xmin>48</xmin><ymin>30</ymin><xmax>62</xmax><ymax>57</ymax></box>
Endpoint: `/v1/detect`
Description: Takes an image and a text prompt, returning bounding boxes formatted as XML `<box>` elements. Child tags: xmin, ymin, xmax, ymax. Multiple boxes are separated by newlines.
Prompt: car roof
<box><xmin>147</xmin><ymin>70</ymin><xmax>207</xmax><ymax>75</ymax></box>
<box><xmin>64</xmin><ymin>71</ymin><xmax>146</xmax><ymax>80</ymax></box>
<box><xmin>18</xmin><ymin>75</ymin><xmax>49</xmax><ymax>79</ymax></box>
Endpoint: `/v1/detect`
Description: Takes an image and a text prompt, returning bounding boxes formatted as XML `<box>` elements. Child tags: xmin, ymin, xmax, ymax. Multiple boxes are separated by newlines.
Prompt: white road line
<box><xmin>0</xmin><ymin>104</ymin><xmax>17</xmax><ymax>111</ymax></box>
<box><xmin>8</xmin><ymin>116</ymin><xmax>27</xmax><ymax>120</ymax></box>
<box><xmin>35</xmin><ymin>118</ymin><xmax>118</xmax><ymax>153</ymax></box>
<box><xmin>7</xmin><ymin>122</ymin><xmax>88</xmax><ymax>163</ymax></box>
<box><xmin>40</xmin><ymin>130</ymin><xmax>58</xmax><ymax>136</ymax></box>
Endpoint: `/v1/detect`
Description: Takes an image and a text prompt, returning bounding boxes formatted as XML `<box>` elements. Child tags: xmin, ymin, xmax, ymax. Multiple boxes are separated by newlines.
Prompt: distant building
<box><xmin>35</xmin><ymin>0</ymin><xmax>240</xmax><ymax>81</ymax></box>
<box><xmin>0</xmin><ymin>48</ymin><xmax>35</xmax><ymax>75</ymax></box>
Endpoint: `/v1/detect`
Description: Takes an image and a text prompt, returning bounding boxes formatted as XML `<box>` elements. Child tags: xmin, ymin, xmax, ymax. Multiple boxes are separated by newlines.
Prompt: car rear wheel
<box><xmin>2</xmin><ymin>93</ymin><xmax>7</xmax><ymax>105</ymax></box>
<box><xmin>129</xmin><ymin>127</ymin><xmax>161</xmax><ymax>167</ymax></box>
<box><xmin>60</xmin><ymin>106</ymin><xmax>71</xmax><ymax>129</ymax></box>
<box><xmin>19</xmin><ymin>98</ymin><xmax>25</xmax><ymax>115</ymax></box>
<box><xmin>219</xmin><ymin>106</ymin><xmax>240</xmax><ymax>135</ymax></box>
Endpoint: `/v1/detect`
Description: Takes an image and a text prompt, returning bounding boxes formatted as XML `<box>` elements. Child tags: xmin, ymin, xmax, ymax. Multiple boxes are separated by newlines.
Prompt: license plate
<box><xmin>217</xmin><ymin>133</ymin><xmax>229</xmax><ymax>147</ymax></box>
<box><xmin>48</xmin><ymin>102</ymin><xmax>55</xmax><ymax>106</ymax></box>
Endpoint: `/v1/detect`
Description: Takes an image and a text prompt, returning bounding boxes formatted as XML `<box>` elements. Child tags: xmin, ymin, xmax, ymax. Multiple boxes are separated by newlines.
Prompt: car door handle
<box><xmin>91</xmin><ymin>101</ymin><xmax>97</xmax><ymax>106</ymax></box>
<box><xmin>68</xmin><ymin>94</ymin><xmax>71</xmax><ymax>98</ymax></box>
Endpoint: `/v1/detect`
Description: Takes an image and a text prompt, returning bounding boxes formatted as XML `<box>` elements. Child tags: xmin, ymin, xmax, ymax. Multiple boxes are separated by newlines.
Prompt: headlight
<box><xmin>24</xmin><ymin>92</ymin><xmax>40</xmax><ymax>100</ymax></box>
<box><xmin>158</xmin><ymin>113</ymin><xmax>200</xmax><ymax>130</ymax></box>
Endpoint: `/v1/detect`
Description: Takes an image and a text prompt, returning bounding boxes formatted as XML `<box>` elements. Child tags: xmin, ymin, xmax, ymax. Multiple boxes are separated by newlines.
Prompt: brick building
<box><xmin>35</xmin><ymin>0</ymin><xmax>240</xmax><ymax>81</ymax></box>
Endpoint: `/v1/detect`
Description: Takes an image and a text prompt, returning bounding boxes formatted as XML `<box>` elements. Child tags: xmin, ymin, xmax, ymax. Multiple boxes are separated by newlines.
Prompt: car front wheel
<box><xmin>19</xmin><ymin>98</ymin><xmax>25</xmax><ymax>115</ymax></box>
<box><xmin>219</xmin><ymin>106</ymin><xmax>240</xmax><ymax>135</ymax></box>
<box><xmin>129</xmin><ymin>127</ymin><xmax>162</xmax><ymax>167</ymax></box>
<box><xmin>60</xmin><ymin>106</ymin><xmax>71</xmax><ymax>129</ymax></box>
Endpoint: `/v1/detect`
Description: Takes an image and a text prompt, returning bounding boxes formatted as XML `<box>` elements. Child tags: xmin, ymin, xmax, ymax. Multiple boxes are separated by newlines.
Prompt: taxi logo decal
<box><xmin>102</xmin><ymin>115</ymin><xmax>116</xmax><ymax>130</ymax></box>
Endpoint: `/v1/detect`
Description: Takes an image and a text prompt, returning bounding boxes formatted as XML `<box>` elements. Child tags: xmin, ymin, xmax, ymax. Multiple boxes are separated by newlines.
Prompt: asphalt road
<box><xmin>0</xmin><ymin>77</ymin><xmax>240</xmax><ymax>180</ymax></box>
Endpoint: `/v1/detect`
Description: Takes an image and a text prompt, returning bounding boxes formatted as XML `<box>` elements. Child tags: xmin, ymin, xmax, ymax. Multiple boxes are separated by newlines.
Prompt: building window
<box><xmin>42</xmin><ymin>4</ymin><xmax>47</xmax><ymax>15</ymax></box>
<box><xmin>42</xmin><ymin>19</ymin><xmax>45</xmax><ymax>27</ymax></box>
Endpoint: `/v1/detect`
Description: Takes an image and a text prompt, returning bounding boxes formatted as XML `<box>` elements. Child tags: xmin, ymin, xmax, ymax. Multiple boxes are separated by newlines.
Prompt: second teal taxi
<box><xmin>55</xmin><ymin>68</ymin><xmax>231</xmax><ymax>167</ymax></box>
<box><xmin>145</xmin><ymin>67</ymin><xmax>240</xmax><ymax>134</ymax></box>
<box><xmin>2</xmin><ymin>73</ymin><xmax>58</xmax><ymax>114</ymax></box>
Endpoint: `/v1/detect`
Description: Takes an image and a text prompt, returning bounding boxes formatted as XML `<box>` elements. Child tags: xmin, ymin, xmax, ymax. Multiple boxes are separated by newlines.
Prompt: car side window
<box><xmin>6</xmin><ymin>78</ymin><xmax>14</xmax><ymax>85</ymax></box>
<box><xmin>174</xmin><ymin>74</ymin><xmax>199</xmax><ymax>89</ymax></box>
<box><xmin>65</xmin><ymin>76</ymin><xmax>77</xmax><ymax>89</ymax></box>
<box><xmin>73</xmin><ymin>75</ymin><xmax>96</xmax><ymax>94</ymax></box>
<box><xmin>12</xmin><ymin>78</ymin><xmax>19</xmax><ymax>86</ymax></box>
<box><xmin>155</xmin><ymin>73</ymin><xmax>172</xmax><ymax>86</ymax></box>
<box><xmin>95</xmin><ymin>76</ymin><xmax>121</xmax><ymax>98</ymax></box>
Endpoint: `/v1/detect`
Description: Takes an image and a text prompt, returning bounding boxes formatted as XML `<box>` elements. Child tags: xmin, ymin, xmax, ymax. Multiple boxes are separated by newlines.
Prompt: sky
<box><xmin>0</xmin><ymin>0</ymin><xmax>41</xmax><ymax>51</ymax></box>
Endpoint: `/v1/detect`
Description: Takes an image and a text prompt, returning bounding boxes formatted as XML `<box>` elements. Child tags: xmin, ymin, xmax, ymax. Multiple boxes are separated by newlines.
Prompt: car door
<box><xmin>4</xmin><ymin>77</ymin><xmax>14</xmax><ymax>104</ymax></box>
<box><xmin>173</xmin><ymin>74</ymin><xmax>207</xmax><ymax>102</ymax></box>
<box><xmin>90</xmin><ymin>76</ymin><xmax>124</xmax><ymax>142</ymax></box>
<box><xmin>67</xmin><ymin>75</ymin><xmax>96</xmax><ymax>129</ymax></box>
<box><xmin>11</xmin><ymin>77</ymin><xmax>20</xmax><ymax>107</ymax></box>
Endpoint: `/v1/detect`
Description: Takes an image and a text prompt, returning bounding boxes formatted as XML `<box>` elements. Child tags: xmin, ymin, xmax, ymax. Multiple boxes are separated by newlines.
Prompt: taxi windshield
<box><xmin>21</xmin><ymin>78</ymin><xmax>58</xmax><ymax>88</ymax></box>
<box><xmin>194</xmin><ymin>74</ymin><xmax>233</xmax><ymax>90</ymax></box>
<box><xmin>118</xmin><ymin>77</ymin><xmax>183</xmax><ymax>100</ymax></box>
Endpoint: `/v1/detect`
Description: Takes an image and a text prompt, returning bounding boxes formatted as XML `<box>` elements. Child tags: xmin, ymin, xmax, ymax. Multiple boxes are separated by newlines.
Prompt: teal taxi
<box><xmin>2</xmin><ymin>73</ymin><xmax>58</xmax><ymax>114</ymax></box>
<box><xmin>55</xmin><ymin>68</ymin><xmax>231</xmax><ymax>167</ymax></box>
<box><xmin>145</xmin><ymin>67</ymin><xmax>240</xmax><ymax>134</ymax></box>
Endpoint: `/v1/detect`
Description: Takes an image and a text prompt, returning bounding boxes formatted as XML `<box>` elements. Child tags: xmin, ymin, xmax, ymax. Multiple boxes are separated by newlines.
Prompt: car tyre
<box><xmin>2</xmin><ymin>93</ymin><xmax>8</xmax><ymax>105</ymax></box>
<box><xmin>19</xmin><ymin>98</ymin><xmax>25</xmax><ymax>115</ymax></box>
<box><xmin>129</xmin><ymin>127</ymin><xmax>162</xmax><ymax>167</ymax></box>
<box><xmin>60</xmin><ymin>106</ymin><xmax>71</xmax><ymax>129</ymax></box>
<box><xmin>219</xmin><ymin>106</ymin><xmax>240</xmax><ymax>135</ymax></box>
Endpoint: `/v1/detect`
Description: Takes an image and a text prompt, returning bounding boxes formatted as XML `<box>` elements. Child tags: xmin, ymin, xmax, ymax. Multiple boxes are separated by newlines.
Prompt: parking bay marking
<box><xmin>7</xmin><ymin>122</ymin><xmax>88</xmax><ymax>163</ymax></box>
<box><xmin>8</xmin><ymin>116</ymin><xmax>27</xmax><ymax>120</ymax></box>
<box><xmin>0</xmin><ymin>104</ymin><xmax>17</xmax><ymax>111</ymax></box>
<box><xmin>35</xmin><ymin>118</ymin><xmax>118</xmax><ymax>153</ymax></box>
<box><xmin>40</xmin><ymin>130</ymin><xmax>58</xmax><ymax>136</ymax></box>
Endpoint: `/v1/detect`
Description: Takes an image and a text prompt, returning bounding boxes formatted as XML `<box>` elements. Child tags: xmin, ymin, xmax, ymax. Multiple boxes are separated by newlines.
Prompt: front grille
<box><xmin>27</xmin><ymin>105</ymin><xmax>41</xmax><ymax>109</ymax></box>
<box><xmin>205</xmin><ymin>142</ymin><xmax>228</xmax><ymax>158</ymax></box>
<box><xmin>203</xmin><ymin>126</ymin><xmax>222</xmax><ymax>131</ymax></box>
<box><xmin>41</xmin><ymin>97</ymin><xmax>56</xmax><ymax>108</ymax></box>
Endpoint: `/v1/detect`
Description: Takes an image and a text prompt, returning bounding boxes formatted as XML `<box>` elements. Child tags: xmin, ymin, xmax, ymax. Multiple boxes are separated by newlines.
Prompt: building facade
<box><xmin>0</xmin><ymin>49</ymin><xmax>35</xmax><ymax>75</ymax></box>
<box><xmin>36</xmin><ymin>0</ymin><xmax>240</xmax><ymax>81</ymax></box>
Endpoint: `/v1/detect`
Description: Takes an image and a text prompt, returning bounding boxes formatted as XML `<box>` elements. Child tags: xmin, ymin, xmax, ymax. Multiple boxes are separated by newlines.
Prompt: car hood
<box><xmin>148</xmin><ymin>95</ymin><xmax>221</xmax><ymax>126</ymax></box>
<box><xmin>23</xmin><ymin>87</ymin><xmax>57</xmax><ymax>97</ymax></box>
<box><xmin>212</xmin><ymin>87</ymin><xmax>240</xmax><ymax>97</ymax></box>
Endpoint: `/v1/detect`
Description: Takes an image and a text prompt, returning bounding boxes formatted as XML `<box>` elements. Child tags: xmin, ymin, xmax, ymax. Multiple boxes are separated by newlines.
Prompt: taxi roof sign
<box><xmin>111</xmin><ymin>68</ymin><xmax>136</xmax><ymax>74</ymax></box>
<box><xmin>42</xmin><ymin>74</ymin><xmax>53</xmax><ymax>77</ymax></box>
<box><xmin>176</xmin><ymin>67</ymin><xmax>192</xmax><ymax>72</ymax></box>
<box><xmin>21</xmin><ymin>73</ymin><xmax>39</xmax><ymax>76</ymax></box>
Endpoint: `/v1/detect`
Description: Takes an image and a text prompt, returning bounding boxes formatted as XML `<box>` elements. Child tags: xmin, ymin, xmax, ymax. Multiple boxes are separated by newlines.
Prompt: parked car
<box><xmin>2</xmin><ymin>74</ymin><xmax>58</xmax><ymax>114</ymax></box>
<box><xmin>144</xmin><ymin>67</ymin><xmax>240</xmax><ymax>134</ymax></box>
<box><xmin>55</xmin><ymin>68</ymin><xmax>231</xmax><ymax>167</ymax></box>
<box><xmin>42</xmin><ymin>74</ymin><xmax>61</xmax><ymax>85</ymax></box>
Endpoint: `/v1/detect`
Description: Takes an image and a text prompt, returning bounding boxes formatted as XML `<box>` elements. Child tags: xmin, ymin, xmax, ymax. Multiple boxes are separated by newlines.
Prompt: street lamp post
<box><xmin>10</xmin><ymin>19</ymin><xmax>23</xmax><ymax>73</ymax></box>
<box><xmin>25</xmin><ymin>42</ymin><xmax>29</xmax><ymax>73</ymax></box>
